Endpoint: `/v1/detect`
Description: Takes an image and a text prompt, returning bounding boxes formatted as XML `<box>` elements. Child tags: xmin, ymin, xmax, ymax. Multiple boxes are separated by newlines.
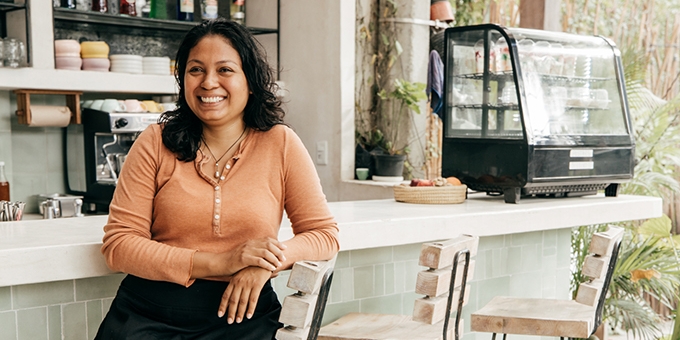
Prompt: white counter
<box><xmin>0</xmin><ymin>193</ymin><xmax>662</xmax><ymax>287</ymax></box>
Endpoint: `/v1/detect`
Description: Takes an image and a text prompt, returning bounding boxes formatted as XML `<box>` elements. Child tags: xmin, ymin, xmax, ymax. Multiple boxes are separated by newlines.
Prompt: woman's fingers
<box><xmin>218</xmin><ymin>267</ymin><xmax>270</xmax><ymax>324</ymax></box>
<box><xmin>218</xmin><ymin>283</ymin><xmax>234</xmax><ymax>319</ymax></box>
<box><xmin>237</xmin><ymin>238</ymin><xmax>287</xmax><ymax>270</ymax></box>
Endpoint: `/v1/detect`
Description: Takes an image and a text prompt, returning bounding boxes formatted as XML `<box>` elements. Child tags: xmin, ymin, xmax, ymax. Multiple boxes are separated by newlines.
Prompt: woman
<box><xmin>95</xmin><ymin>18</ymin><xmax>339</xmax><ymax>339</ymax></box>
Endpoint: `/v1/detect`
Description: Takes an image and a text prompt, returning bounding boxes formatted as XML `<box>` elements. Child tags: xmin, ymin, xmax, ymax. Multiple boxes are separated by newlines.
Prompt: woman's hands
<box><xmin>225</xmin><ymin>237</ymin><xmax>287</xmax><ymax>273</ymax></box>
<box><xmin>192</xmin><ymin>237</ymin><xmax>287</xmax><ymax>279</ymax></box>
<box><xmin>218</xmin><ymin>266</ymin><xmax>272</xmax><ymax>323</ymax></box>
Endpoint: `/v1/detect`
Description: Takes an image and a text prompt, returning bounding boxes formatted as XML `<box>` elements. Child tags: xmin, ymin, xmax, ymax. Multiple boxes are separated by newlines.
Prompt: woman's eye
<box><xmin>188</xmin><ymin>67</ymin><xmax>203</xmax><ymax>73</ymax></box>
<box><xmin>219</xmin><ymin>67</ymin><xmax>232</xmax><ymax>73</ymax></box>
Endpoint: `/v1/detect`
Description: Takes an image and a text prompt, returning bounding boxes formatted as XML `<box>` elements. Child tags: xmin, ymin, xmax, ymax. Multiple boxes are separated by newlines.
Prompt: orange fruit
<box><xmin>446</xmin><ymin>176</ymin><xmax>461</xmax><ymax>186</ymax></box>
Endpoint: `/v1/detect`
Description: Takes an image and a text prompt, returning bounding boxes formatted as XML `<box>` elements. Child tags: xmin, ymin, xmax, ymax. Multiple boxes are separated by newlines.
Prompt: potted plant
<box><xmin>355</xmin><ymin>0</ymin><xmax>427</xmax><ymax>180</ymax></box>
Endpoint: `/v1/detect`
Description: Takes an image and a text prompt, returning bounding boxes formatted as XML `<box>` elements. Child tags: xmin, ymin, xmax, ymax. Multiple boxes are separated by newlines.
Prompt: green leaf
<box><xmin>395</xmin><ymin>40</ymin><xmax>403</xmax><ymax>56</ymax></box>
<box><xmin>638</xmin><ymin>215</ymin><xmax>672</xmax><ymax>238</ymax></box>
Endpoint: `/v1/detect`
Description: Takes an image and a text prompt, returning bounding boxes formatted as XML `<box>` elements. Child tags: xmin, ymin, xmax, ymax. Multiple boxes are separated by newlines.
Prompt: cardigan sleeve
<box><xmin>100</xmin><ymin>125</ymin><xmax>197</xmax><ymax>287</ymax></box>
<box><xmin>280</xmin><ymin>127</ymin><xmax>340</xmax><ymax>266</ymax></box>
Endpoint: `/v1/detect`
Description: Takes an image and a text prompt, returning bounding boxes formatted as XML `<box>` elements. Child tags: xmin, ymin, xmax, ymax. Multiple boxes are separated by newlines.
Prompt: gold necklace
<box><xmin>202</xmin><ymin>127</ymin><xmax>247</xmax><ymax>178</ymax></box>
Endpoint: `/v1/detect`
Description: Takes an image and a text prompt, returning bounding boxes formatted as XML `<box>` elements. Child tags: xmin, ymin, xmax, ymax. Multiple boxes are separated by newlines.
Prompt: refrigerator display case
<box><xmin>441</xmin><ymin>24</ymin><xmax>634</xmax><ymax>203</ymax></box>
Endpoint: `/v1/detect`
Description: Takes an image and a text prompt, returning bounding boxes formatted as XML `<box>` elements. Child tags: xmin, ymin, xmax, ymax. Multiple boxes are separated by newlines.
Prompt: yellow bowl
<box><xmin>81</xmin><ymin>53</ymin><xmax>110</xmax><ymax>59</ymax></box>
<box><xmin>80</xmin><ymin>41</ymin><xmax>109</xmax><ymax>58</ymax></box>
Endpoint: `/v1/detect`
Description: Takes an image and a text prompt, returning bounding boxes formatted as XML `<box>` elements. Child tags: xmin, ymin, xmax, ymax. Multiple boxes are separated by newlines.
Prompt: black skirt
<box><xmin>95</xmin><ymin>275</ymin><xmax>282</xmax><ymax>340</ymax></box>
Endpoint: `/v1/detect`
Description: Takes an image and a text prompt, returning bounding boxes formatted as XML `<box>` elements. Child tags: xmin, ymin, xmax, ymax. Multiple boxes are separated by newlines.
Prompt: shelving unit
<box><xmin>0</xmin><ymin>0</ymin><xmax>280</xmax><ymax>94</ymax></box>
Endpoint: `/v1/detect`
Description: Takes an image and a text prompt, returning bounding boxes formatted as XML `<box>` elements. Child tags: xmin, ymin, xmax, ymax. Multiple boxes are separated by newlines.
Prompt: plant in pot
<box><xmin>354</xmin><ymin>0</ymin><xmax>427</xmax><ymax>180</ymax></box>
<box><xmin>370</xmin><ymin>79</ymin><xmax>427</xmax><ymax>179</ymax></box>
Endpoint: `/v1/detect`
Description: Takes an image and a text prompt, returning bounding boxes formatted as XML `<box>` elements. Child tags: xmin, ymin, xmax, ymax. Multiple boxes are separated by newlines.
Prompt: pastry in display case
<box><xmin>440</xmin><ymin>24</ymin><xmax>634</xmax><ymax>203</ymax></box>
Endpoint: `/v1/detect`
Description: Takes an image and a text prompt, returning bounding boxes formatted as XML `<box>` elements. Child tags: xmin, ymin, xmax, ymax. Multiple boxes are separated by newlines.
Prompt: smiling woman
<box><xmin>94</xmin><ymin>18</ymin><xmax>339</xmax><ymax>340</ymax></box>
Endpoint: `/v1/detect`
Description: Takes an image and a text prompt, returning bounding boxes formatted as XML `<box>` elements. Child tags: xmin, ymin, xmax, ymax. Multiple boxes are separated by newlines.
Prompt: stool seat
<box><xmin>318</xmin><ymin>312</ymin><xmax>454</xmax><ymax>340</ymax></box>
<box><xmin>471</xmin><ymin>296</ymin><xmax>596</xmax><ymax>339</ymax></box>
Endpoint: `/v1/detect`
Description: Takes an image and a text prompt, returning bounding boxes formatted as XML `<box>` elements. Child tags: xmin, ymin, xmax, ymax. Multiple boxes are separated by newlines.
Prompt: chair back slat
<box><xmin>574</xmin><ymin>226</ymin><xmax>624</xmax><ymax>336</ymax></box>
<box><xmin>415</xmin><ymin>260</ymin><xmax>476</xmax><ymax>297</ymax></box>
<box><xmin>582</xmin><ymin>254</ymin><xmax>609</xmax><ymax>280</ymax></box>
<box><xmin>419</xmin><ymin>235</ymin><xmax>479</xmax><ymax>270</ymax></box>
<box><xmin>277</xmin><ymin>256</ymin><xmax>336</xmax><ymax>340</ymax></box>
<box><xmin>412</xmin><ymin>235</ymin><xmax>479</xmax><ymax>340</ymax></box>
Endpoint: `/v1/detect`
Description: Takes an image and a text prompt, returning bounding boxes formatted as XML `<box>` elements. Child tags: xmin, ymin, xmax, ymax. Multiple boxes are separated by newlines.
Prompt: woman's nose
<box><xmin>201</xmin><ymin>71</ymin><xmax>218</xmax><ymax>89</ymax></box>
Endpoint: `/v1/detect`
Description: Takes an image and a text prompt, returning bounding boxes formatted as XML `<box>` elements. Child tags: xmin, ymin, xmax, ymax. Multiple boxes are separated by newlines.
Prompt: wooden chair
<box><xmin>317</xmin><ymin>235</ymin><xmax>479</xmax><ymax>340</ymax></box>
<box><xmin>276</xmin><ymin>256</ymin><xmax>337</xmax><ymax>340</ymax></box>
<box><xmin>471</xmin><ymin>226</ymin><xmax>625</xmax><ymax>340</ymax></box>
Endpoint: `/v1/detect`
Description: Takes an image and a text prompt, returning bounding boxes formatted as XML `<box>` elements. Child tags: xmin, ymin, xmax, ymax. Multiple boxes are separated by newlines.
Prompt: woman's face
<box><xmin>184</xmin><ymin>35</ymin><xmax>250</xmax><ymax>127</ymax></box>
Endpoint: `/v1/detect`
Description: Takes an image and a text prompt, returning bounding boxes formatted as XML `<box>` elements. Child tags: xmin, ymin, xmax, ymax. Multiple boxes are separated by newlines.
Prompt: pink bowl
<box><xmin>55</xmin><ymin>40</ymin><xmax>81</xmax><ymax>57</ymax></box>
<box><xmin>82</xmin><ymin>57</ymin><xmax>110</xmax><ymax>70</ymax></box>
<box><xmin>55</xmin><ymin>56</ymin><xmax>83</xmax><ymax>70</ymax></box>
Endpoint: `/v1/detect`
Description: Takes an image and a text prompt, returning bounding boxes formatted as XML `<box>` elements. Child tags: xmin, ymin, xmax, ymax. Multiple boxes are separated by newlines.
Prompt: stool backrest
<box><xmin>276</xmin><ymin>256</ymin><xmax>337</xmax><ymax>340</ymax></box>
<box><xmin>412</xmin><ymin>235</ymin><xmax>479</xmax><ymax>340</ymax></box>
<box><xmin>575</xmin><ymin>226</ymin><xmax>625</xmax><ymax>336</ymax></box>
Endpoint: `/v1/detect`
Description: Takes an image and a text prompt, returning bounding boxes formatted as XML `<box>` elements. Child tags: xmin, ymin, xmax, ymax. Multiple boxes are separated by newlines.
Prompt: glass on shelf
<box><xmin>474</xmin><ymin>39</ymin><xmax>495</xmax><ymax>74</ymax></box>
<box><xmin>495</xmin><ymin>37</ymin><xmax>511</xmax><ymax>73</ymax></box>
<box><xmin>517</xmin><ymin>38</ymin><xmax>535</xmax><ymax>74</ymax></box>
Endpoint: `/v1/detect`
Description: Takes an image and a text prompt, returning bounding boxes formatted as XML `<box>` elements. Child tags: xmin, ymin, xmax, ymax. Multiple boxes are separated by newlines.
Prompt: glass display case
<box><xmin>441</xmin><ymin>24</ymin><xmax>634</xmax><ymax>203</ymax></box>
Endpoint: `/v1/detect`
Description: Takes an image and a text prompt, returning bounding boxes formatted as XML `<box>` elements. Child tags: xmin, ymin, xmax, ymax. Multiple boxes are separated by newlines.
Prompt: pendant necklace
<box><xmin>202</xmin><ymin>127</ymin><xmax>247</xmax><ymax>178</ymax></box>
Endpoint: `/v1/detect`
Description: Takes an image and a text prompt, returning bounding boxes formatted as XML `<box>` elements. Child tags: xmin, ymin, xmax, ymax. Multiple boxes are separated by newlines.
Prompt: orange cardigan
<box><xmin>101</xmin><ymin>124</ymin><xmax>339</xmax><ymax>287</ymax></box>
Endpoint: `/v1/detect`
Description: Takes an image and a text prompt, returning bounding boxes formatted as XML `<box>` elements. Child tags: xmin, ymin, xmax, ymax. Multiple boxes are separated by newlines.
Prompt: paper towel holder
<box><xmin>14</xmin><ymin>89</ymin><xmax>82</xmax><ymax>125</ymax></box>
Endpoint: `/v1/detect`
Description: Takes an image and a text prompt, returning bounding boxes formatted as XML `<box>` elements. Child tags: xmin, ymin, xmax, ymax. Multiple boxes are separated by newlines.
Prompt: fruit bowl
<box><xmin>393</xmin><ymin>184</ymin><xmax>467</xmax><ymax>204</ymax></box>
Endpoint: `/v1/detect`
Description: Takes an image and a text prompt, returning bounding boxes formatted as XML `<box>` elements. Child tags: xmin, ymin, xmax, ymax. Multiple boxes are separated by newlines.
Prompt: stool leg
<box><xmin>503</xmin><ymin>335</ymin><xmax>507</xmax><ymax>340</ymax></box>
<box><xmin>491</xmin><ymin>334</ymin><xmax>496</xmax><ymax>340</ymax></box>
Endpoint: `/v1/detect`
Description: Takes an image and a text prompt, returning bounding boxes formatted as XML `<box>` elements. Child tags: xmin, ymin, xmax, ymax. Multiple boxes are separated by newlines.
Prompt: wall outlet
<box><xmin>316</xmin><ymin>141</ymin><xmax>328</xmax><ymax>165</ymax></box>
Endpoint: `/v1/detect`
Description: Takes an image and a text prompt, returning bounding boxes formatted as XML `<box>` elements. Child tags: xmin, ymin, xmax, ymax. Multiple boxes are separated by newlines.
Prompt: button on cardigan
<box><xmin>101</xmin><ymin>124</ymin><xmax>340</xmax><ymax>287</ymax></box>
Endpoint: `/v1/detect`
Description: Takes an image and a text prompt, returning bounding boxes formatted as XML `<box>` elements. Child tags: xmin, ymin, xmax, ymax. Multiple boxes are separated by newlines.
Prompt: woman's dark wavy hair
<box><xmin>160</xmin><ymin>18</ymin><xmax>284</xmax><ymax>161</ymax></box>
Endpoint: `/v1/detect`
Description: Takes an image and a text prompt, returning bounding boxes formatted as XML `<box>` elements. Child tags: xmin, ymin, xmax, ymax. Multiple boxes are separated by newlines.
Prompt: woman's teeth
<box><xmin>200</xmin><ymin>96</ymin><xmax>224</xmax><ymax>103</ymax></box>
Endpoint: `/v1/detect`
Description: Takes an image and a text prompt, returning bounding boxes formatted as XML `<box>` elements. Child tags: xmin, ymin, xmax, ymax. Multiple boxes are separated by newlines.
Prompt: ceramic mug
<box><xmin>141</xmin><ymin>100</ymin><xmax>162</xmax><ymax>113</ymax></box>
<box><xmin>160</xmin><ymin>103</ymin><xmax>177</xmax><ymax>111</ymax></box>
<box><xmin>90</xmin><ymin>99</ymin><xmax>105</xmax><ymax>111</ymax></box>
<box><xmin>356</xmin><ymin>168</ymin><xmax>369</xmax><ymax>180</ymax></box>
<box><xmin>123</xmin><ymin>99</ymin><xmax>146</xmax><ymax>112</ymax></box>
<box><xmin>100</xmin><ymin>99</ymin><xmax>125</xmax><ymax>112</ymax></box>
<box><xmin>82</xmin><ymin>100</ymin><xmax>94</xmax><ymax>108</ymax></box>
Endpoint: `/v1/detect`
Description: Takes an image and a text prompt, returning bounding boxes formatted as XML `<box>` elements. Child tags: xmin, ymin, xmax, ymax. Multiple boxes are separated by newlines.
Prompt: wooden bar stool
<box><xmin>317</xmin><ymin>235</ymin><xmax>479</xmax><ymax>340</ymax></box>
<box><xmin>471</xmin><ymin>226</ymin><xmax>625</xmax><ymax>339</ymax></box>
<box><xmin>277</xmin><ymin>256</ymin><xmax>337</xmax><ymax>340</ymax></box>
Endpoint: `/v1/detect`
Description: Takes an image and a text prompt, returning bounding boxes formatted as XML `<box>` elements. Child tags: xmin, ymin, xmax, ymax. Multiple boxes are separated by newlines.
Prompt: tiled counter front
<box><xmin>0</xmin><ymin>230</ymin><xmax>567</xmax><ymax>340</ymax></box>
<box><xmin>0</xmin><ymin>195</ymin><xmax>663</xmax><ymax>340</ymax></box>
<box><xmin>0</xmin><ymin>275</ymin><xmax>124</xmax><ymax>340</ymax></box>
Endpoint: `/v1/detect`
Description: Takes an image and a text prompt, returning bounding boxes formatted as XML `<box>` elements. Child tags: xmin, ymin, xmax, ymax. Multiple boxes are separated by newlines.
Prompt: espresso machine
<box><xmin>64</xmin><ymin>108</ymin><xmax>161</xmax><ymax>212</ymax></box>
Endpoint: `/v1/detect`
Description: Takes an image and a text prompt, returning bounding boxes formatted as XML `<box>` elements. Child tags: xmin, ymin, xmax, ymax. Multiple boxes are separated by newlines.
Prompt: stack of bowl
<box><xmin>80</xmin><ymin>41</ymin><xmax>110</xmax><ymax>72</ymax></box>
<box><xmin>142</xmin><ymin>57</ymin><xmax>171</xmax><ymax>75</ymax></box>
<box><xmin>110</xmin><ymin>54</ymin><xmax>143</xmax><ymax>74</ymax></box>
<box><xmin>54</xmin><ymin>40</ymin><xmax>82</xmax><ymax>71</ymax></box>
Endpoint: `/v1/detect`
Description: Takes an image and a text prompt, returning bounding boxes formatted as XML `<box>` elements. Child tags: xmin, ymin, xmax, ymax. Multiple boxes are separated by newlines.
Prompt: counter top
<box><xmin>0</xmin><ymin>193</ymin><xmax>662</xmax><ymax>287</ymax></box>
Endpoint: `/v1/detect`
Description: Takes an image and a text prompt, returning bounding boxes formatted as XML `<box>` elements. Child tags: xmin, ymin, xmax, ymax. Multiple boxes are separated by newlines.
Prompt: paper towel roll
<box><xmin>29</xmin><ymin>105</ymin><xmax>72</xmax><ymax>127</ymax></box>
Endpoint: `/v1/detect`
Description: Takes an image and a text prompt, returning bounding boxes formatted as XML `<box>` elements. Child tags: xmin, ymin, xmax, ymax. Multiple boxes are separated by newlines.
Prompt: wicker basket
<box><xmin>393</xmin><ymin>184</ymin><xmax>467</xmax><ymax>204</ymax></box>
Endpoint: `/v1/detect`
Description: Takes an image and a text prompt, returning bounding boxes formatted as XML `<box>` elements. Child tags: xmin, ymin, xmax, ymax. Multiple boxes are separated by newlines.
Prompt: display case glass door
<box><xmin>444</xmin><ymin>26</ymin><xmax>630</xmax><ymax>144</ymax></box>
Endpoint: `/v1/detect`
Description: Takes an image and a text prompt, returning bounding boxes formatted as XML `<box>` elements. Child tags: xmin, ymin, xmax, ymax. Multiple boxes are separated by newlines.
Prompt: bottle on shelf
<box><xmin>201</xmin><ymin>0</ymin><xmax>217</xmax><ymax>19</ymax></box>
<box><xmin>120</xmin><ymin>0</ymin><xmax>137</xmax><ymax>16</ymax></box>
<box><xmin>230</xmin><ymin>0</ymin><xmax>244</xmax><ymax>25</ymax></box>
<box><xmin>91</xmin><ymin>0</ymin><xmax>108</xmax><ymax>13</ymax></box>
<box><xmin>61</xmin><ymin>0</ymin><xmax>77</xmax><ymax>9</ymax></box>
<box><xmin>0</xmin><ymin>161</ymin><xmax>10</xmax><ymax>201</ymax></box>
<box><xmin>177</xmin><ymin>0</ymin><xmax>194</xmax><ymax>21</ymax></box>
<box><xmin>148</xmin><ymin>0</ymin><xmax>167</xmax><ymax>19</ymax></box>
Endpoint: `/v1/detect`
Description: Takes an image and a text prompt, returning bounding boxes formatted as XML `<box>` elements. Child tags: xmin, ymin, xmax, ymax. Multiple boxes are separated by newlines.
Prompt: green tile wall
<box><xmin>0</xmin><ymin>229</ymin><xmax>571</xmax><ymax>340</ymax></box>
